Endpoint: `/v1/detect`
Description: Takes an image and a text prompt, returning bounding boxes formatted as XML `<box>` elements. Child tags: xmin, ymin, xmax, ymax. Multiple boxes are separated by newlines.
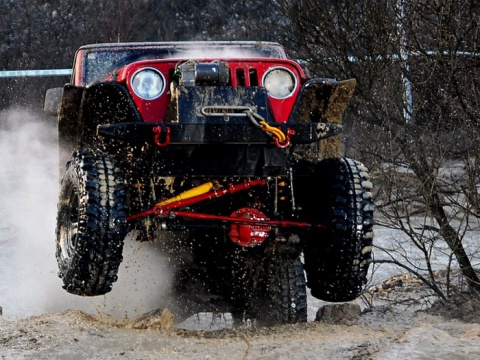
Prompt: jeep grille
<box><xmin>233</xmin><ymin>67</ymin><xmax>259</xmax><ymax>86</ymax></box>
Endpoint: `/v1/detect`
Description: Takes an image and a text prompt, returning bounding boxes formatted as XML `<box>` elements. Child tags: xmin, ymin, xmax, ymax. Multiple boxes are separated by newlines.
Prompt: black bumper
<box><xmin>97</xmin><ymin>121</ymin><xmax>341</xmax><ymax>145</ymax></box>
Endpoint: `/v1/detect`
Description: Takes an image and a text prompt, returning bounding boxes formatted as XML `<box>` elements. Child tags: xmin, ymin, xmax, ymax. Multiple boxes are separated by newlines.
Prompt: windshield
<box><xmin>84</xmin><ymin>49</ymin><xmax>171</xmax><ymax>84</ymax></box>
<box><xmin>82</xmin><ymin>43</ymin><xmax>285</xmax><ymax>84</ymax></box>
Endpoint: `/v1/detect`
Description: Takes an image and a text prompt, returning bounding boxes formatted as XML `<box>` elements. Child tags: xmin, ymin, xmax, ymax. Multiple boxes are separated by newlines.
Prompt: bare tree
<box><xmin>278</xmin><ymin>0</ymin><xmax>480</xmax><ymax>297</ymax></box>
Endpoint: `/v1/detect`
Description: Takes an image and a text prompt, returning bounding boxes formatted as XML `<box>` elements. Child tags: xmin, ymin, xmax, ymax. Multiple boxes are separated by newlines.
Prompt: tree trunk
<box><xmin>401</xmin><ymin>138</ymin><xmax>480</xmax><ymax>296</ymax></box>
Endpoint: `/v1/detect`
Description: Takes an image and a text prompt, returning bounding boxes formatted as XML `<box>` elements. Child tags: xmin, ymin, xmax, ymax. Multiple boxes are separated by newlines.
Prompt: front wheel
<box><xmin>56</xmin><ymin>149</ymin><xmax>129</xmax><ymax>296</ymax></box>
<box><xmin>300</xmin><ymin>157</ymin><xmax>374</xmax><ymax>302</ymax></box>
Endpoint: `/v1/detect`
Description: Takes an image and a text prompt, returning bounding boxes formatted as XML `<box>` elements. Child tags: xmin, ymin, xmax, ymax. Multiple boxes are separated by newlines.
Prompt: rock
<box><xmin>315</xmin><ymin>303</ymin><xmax>361</xmax><ymax>324</ymax></box>
<box><xmin>427</xmin><ymin>293</ymin><xmax>480</xmax><ymax>324</ymax></box>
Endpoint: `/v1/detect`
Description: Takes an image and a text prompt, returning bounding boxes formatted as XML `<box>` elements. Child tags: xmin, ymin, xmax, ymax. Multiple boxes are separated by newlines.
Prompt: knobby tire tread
<box><xmin>247</xmin><ymin>251</ymin><xmax>308</xmax><ymax>326</ymax></box>
<box><xmin>56</xmin><ymin>149</ymin><xmax>128</xmax><ymax>296</ymax></box>
<box><xmin>304</xmin><ymin>157</ymin><xmax>374</xmax><ymax>302</ymax></box>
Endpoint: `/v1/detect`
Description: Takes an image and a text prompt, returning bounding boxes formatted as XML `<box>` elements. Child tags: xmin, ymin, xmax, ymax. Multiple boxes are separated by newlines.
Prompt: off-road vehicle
<box><xmin>45</xmin><ymin>41</ymin><xmax>374</xmax><ymax>325</ymax></box>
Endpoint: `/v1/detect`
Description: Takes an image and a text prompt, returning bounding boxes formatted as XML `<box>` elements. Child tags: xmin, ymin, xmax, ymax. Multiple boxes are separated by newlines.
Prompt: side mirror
<box><xmin>44</xmin><ymin>87</ymin><xmax>63</xmax><ymax>116</ymax></box>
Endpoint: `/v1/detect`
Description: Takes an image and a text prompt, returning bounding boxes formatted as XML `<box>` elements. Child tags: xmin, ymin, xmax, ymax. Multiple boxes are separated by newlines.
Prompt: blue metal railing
<box><xmin>0</xmin><ymin>69</ymin><xmax>72</xmax><ymax>78</ymax></box>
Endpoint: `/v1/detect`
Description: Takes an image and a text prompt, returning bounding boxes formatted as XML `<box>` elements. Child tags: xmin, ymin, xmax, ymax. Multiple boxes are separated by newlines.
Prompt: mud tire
<box><xmin>56</xmin><ymin>149</ymin><xmax>129</xmax><ymax>296</ymax></box>
<box><xmin>302</xmin><ymin>157</ymin><xmax>374</xmax><ymax>302</ymax></box>
<box><xmin>240</xmin><ymin>249</ymin><xmax>307</xmax><ymax>326</ymax></box>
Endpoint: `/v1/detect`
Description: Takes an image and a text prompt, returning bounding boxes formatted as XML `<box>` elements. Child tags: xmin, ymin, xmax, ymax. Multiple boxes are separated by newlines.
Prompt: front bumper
<box><xmin>97</xmin><ymin>121</ymin><xmax>341</xmax><ymax>145</ymax></box>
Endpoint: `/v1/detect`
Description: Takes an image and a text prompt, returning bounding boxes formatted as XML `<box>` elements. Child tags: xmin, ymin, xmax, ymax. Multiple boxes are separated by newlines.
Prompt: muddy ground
<box><xmin>2</xmin><ymin>287</ymin><xmax>480</xmax><ymax>359</ymax></box>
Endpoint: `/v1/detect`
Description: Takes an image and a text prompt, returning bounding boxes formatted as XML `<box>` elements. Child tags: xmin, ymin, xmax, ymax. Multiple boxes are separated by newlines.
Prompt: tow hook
<box><xmin>153</xmin><ymin>126</ymin><xmax>171</xmax><ymax>147</ymax></box>
<box><xmin>274</xmin><ymin>128</ymin><xmax>295</xmax><ymax>149</ymax></box>
<box><xmin>245</xmin><ymin>109</ymin><xmax>295</xmax><ymax>148</ymax></box>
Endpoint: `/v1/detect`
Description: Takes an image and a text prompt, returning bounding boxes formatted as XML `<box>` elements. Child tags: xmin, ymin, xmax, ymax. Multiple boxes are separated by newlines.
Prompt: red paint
<box><xmin>226</xmin><ymin>59</ymin><xmax>306</xmax><ymax>122</ymax></box>
<box><xmin>153</xmin><ymin>126</ymin><xmax>171</xmax><ymax>147</ymax></box>
<box><xmin>229</xmin><ymin>208</ymin><xmax>271</xmax><ymax>247</ymax></box>
<box><xmin>126</xmin><ymin>179</ymin><xmax>267</xmax><ymax>221</ymax></box>
<box><xmin>111</xmin><ymin>58</ymin><xmax>306</xmax><ymax>123</ymax></box>
<box><xmin>72</xmin><ymin>49</ymin><xmax>85</xmax><ymax>85</ymax></box>
<box><xmin>139</xmin><ymin>209</ymin><xmax>325</xmax><ymax>229</ymax></box>
<box><xmin>116</xmin><ymin>61</ymin><xmax>176</xmax><ymax>122</ymax></box>
<box><xmin>274</xmin><ymin>128</ymin><xmax>296</xmax><ymax>148</ymax></box>
<box><xmin>126</xmin><ymin>178</ymin><xmax>326</xmax><ymax>230</ymax></box>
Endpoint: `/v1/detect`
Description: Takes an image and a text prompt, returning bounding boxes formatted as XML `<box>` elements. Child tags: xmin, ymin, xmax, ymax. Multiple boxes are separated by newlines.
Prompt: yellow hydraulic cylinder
<box><xmin>155</xmin><ymin>182</ymin><xmax>215</xmax><ymax>207</ymax></box>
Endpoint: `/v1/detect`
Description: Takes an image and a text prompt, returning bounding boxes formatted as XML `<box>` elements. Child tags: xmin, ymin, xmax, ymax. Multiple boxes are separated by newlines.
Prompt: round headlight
<box><xmin>131</xmin><ymin>68</ymin><xmax>165</xmax><ymax>100</ymax></box>
<box><xmin>262</xmin><ymin>67</ymin><xmax>297</xmax><ymax>99</ymax></box>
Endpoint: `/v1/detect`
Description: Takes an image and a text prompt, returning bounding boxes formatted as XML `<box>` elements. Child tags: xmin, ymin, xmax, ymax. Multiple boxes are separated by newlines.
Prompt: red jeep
<box><xmin>45</xmin><ymin>41</ymin><xmax>374</xmax><ymax>325</ymax></box>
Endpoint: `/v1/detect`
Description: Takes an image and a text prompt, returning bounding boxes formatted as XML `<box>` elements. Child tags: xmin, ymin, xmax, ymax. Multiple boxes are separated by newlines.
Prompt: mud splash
<box><xmin>0</xmin><ymin>108</ymin><xmax>172</xmax><ymax>319</ymax></box>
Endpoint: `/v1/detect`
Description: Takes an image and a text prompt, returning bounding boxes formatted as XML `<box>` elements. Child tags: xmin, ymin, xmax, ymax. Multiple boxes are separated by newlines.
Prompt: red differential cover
<box><xmin>228</xmin><ymin>208</ymin><xmax>271</xmax><ymax>247</ymax></box>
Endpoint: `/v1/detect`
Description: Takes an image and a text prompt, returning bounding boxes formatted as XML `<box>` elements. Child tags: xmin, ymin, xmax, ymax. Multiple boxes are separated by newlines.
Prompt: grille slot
<box><xmin>249</xmin><ymin>68</ymin><xmax>258</xmax><ymax>86</ymax></box>
<box><xmin>233</xmin><ymin>66</ymin><xmax>259</xmax><ymax>86</ymax></box>
<box><xmin>236</xmin><ymin>68</ymin><xmax>246</xmax><ymax>86</ymax></box>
